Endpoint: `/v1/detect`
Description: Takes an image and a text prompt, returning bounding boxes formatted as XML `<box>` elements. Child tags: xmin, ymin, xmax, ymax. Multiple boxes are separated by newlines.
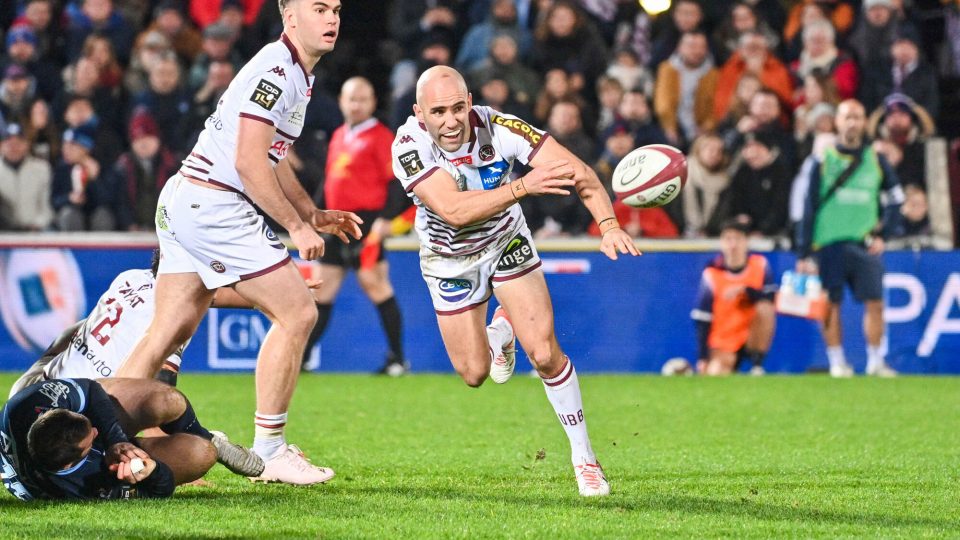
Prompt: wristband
<box><xmin>598</xmin><ymin>217</ymin><xmax>620</xmax><ymax>235</ymax></box>
<box><xmin>511</xmin><ymin>178</ymin><xmax>527</xmax><ymax>201</ymax></box>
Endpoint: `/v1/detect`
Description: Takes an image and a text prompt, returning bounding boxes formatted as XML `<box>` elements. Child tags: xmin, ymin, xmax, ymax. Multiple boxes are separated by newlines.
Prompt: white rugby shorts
<box><xmin>420</xmin><ymin>222</ymin><xmax>542</xmax><ymax>315</ymax></box>
<box><xmin>156</xmin><ymin>174</ymin><xmax>291</xmax><ymax>289</ymax></box>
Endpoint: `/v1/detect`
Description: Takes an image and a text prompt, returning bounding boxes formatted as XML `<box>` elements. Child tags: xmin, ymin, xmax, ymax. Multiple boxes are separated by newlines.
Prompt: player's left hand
<box><xmin>310</xmin><ymin>209</ymin><xmax>364</xmax><ymax>243</ymax></box>
<box><xmin>600</xmin><ymin>228</ymin><xmax>641</xmax><ymax>260</ymax></box>
<box><xmin>106</xmin><ymin>442</ymin><xmax>150</xmax><ymax>467</ymax></box>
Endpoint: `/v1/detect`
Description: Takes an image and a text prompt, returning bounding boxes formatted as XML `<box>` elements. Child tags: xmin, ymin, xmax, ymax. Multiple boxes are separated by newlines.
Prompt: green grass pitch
<box><xmin>1</xmin><ymin>373</ymin><xmax>958</xmax><ymax>539</ymax></box>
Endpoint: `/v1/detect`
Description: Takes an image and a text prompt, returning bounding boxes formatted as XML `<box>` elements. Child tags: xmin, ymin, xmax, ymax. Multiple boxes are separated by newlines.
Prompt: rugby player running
<box><xmin>391</xmin><ymin>66</ymin><xmax>639</xmax><ymax>496</ymax></box>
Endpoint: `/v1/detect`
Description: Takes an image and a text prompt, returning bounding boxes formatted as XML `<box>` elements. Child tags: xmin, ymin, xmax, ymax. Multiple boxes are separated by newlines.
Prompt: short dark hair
<box><xmin>27</xmin><ymin>409</ymin><xmax>92</xmax><ymax>471</ymax></box>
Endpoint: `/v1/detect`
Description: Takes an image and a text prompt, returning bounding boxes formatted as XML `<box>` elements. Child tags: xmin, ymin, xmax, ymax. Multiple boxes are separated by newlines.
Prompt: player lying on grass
<box><xmin>7</xmin><ymin>250</ymin><xmax>322</xmax><ymax>479</ymax></box>
<box><xmin>1</xmin><ymin>378</ymin><xmax>219</xmax><ymax>501</ymax></box>
<box><xmin>390</xmin><ymin>66</ymin><xmax>639</xmax><ymax>496</ymax></box>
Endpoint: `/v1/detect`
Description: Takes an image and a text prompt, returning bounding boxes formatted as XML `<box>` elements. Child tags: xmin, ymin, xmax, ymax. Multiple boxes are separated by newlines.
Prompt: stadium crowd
<box><xmin>0</xmin><ymin>0</ymin><xmax>958</xmax><ymax>247</ymax></box>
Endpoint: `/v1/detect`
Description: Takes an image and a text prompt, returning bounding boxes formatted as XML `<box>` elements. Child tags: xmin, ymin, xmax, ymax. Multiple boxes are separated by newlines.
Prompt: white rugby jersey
<box><xmin>391</xmin><ymin>106</ymin><xmax>550</xmax><ymax>257</ymax></box>
<box><xmin>180</xmin><ymin>34</ymin><xmax>314</xmax><ymax>192</ymax></box>
<box><xmin>44</xmin><ymin>270</ymin><xmax>184</xmax><ymax>380</ymax></box>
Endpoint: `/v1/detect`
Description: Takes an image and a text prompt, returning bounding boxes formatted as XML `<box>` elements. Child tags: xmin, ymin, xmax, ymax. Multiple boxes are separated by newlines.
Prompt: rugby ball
<box><xmin>612</xmin><ymin>144</ymin><xmax>687</xmax><ymax>208</ymax></box>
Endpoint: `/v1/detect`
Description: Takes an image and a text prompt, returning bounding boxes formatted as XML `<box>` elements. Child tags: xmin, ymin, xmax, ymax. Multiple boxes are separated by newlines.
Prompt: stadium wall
<box><xmin>1</xmin><ymin>235</ymin><xmax>959</xmax><ymax>374</ymax></box>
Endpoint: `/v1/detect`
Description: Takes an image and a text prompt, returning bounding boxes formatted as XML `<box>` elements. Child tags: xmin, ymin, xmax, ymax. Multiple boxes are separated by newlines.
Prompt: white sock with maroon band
<box><xmin>486</xmin><ymin>316</ymin><xmax>512</xmax><ymax>351</ymax></box>
<box><xmin>541</xmin><ymin>357</ymin><xmax>596</xmax><ymax>464</ymax></box>
<box><xmin>253</xmin><ymin>412</ymin><xmax>287</xmax><ymax>460</ymax></box>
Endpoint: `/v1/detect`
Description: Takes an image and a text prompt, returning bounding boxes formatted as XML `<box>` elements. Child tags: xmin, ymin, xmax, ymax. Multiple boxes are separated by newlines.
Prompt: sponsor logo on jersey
<box><xmin>270</xmin><ymin>66</ymin><xmax>286</xmax><ymax>79</ymax></box>
<box><xmin>398</xmin><ymin>150</ymin><xmax>424</xmax><ymax>176</ymax></box>
<box><xmin>210</xmin><ymin>261</ymin><xmax>226</xmax><ymax>273</ymax></box>
<box><xmin>450</xmin><ymin>155</ymin><xmax>472</xmax><ymax>166</ymax></box>
<box><xmin>155</xmin><ymin>204</ymin><xmax>170</xmax><ymax>231</ymax></box>
<box><xmin>491</xmin><ymin>115</ymin><xmax>542</xmax><ymax>147</ymax></box>
<box><xmin>264</xmin><ymin>225</ymin><xmax>285</xmax><ymax>249</ymax></box>
<box><xmin>438</xmin><ymin>278</ymin><xmax>472</xmax><ymax>303</ymax></box>
<box><xmin>497</xmin><ymin>234</ymin><xmax>534</xmax><ymax>271</ymax></box>
<box><xmin>288</xmin><ymin>103</ymin><xmax>306</xmax><ymax>127</ymax></box>
<box><xmin>250</xmin><ymin>79</ymin><xmax>282</xmax><ymax>111</ymax></box>
<box><xmin>479</xmin><ymin>160</ymin><xmax>509</xmax><ymax>190</ymax></box>
<box><xmin>396</xmin><ymin>134</ymin><xmax>415</xmax><ymax>145</ymax></box>
<box><xmin>479</xmin><ymin>144</ymin><xmax>495</xmax><ymax>161</ymax></box>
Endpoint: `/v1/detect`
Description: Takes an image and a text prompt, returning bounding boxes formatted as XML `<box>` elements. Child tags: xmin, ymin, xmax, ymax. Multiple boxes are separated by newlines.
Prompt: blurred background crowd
<box><xmin>0</xmin><ymin>0</ymin><xmax>958</xmax><ymax>248</ymax></box>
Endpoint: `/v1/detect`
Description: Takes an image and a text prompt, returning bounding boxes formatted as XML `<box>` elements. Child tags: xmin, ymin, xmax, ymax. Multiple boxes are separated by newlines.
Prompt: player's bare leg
<box><xmin>99</xmin><ymin>378</ymin><xmax>264</xmax><ymax>477</ymax></box>
<box><xmin>494</xmin><ymin>269</ymin><xmax>609</xmax><ymax>496</ymax></box>
<box><xmin>822</xmin><ymin>302</ymin><xmax>852</xmax><ymax>377</ymax></box>
<box><xmin>436</xmin><ymin>302</ymin><xmax>493</xmax><ymax>387</ymax></box>
<box><xmin>234</xmin><ymin>261</ymin><xmax>334</xmax><ymax>485</ymax></box>
<box><xmin>705</xmin><ymin>350</ymin><xmax>737</xmax><ymax>375</ymax></box>
<box><xmin>864</xmin><ymin>300</ymin><xmax>895</xmax><ymax>376</ymax></box>
<box><xmin>119</xmin><ymin>273</ymin><xmax>215</xmax><ymax>379</ymax></box>
<box><xmin>136</xmin><ymin>434</ymin><xmax>217</xmax><ymax>485</ymax></box>
<box><xmin>743</xmin><ymin>300</ymin><xmax>775</xmax><ymax>375</ymax></box>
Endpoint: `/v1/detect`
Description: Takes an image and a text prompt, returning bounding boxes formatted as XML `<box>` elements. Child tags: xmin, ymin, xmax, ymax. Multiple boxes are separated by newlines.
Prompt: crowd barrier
<box><xmin>1</xmin><ymin>234</ymin><xmax>958</xmax><ymax>374</ymax></box>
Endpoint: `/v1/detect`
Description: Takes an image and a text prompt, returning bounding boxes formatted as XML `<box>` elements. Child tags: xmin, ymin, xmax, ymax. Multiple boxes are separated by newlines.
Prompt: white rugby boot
<box><xmin>866</xmin><ymin>362</ymin><xmax>898</xmax><ymax>378</ymax></box>
<box><xmin>829</xmin><ymin>363</ymin><xmax>854</xmax><ymax>378</ymax></box>
<box><xmin>210</xmin><ymin>430</ymin><xmax>265</xmax><ymax>477</ymax></box>
<box><xmin>489</xmin><ymin>306</ymin><xmax>516</xmax><ymax>384</ymax></box>
<box><xmin>574</xmin><ymin>460</ymin><xmax>610</xmax><ymax>497</ymax></box>
<box><xmin>249</xmin><ymin>444</ymin><xmax>335</xmax><ymax>485</ymax></box>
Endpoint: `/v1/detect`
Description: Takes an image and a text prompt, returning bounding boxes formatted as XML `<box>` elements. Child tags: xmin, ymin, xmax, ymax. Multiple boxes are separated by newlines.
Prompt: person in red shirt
<box><xmin>303</xmin><ymin>76</ymin><xmax>411</xmax><ymax>375</ymax></box>
<box><xmin>691</xmin><ymin>217</ymin><xmax>777</xmax><ymax>375</ymax></box>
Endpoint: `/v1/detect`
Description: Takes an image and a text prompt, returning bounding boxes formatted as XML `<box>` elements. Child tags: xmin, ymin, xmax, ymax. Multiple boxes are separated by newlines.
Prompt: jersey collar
<box><xmin>280</xmin><ymin>33</ymin><xmax>312</xmax><ymax>86</ymax></box>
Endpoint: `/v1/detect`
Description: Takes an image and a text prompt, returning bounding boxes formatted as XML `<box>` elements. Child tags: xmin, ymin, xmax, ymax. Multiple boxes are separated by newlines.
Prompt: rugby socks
<box><xmin>376</xmin><ymin>297</ymin><xmax>404</xmax><ymax>361</ymax></box>
<box><xmin>486</xmin><ymin>315</ymin><xmax>512</xmax><ymax>352</ymax></box>
<box><xmin>160</xmin><ymin>396</ymin><xmax>213</xmax><ymax>441</ymax></box>
<box><xmin>302</xmin><ymin>303</ymin><xmax>332</xmax><ymax>366</ymax></box>
<box><xmin>155</xmin><ymin>356</ymin><xmax>181</xmax><ymax>387</ymax></box>
<box><xmin>866</xmin><ymin>344</ymin><xmax>885</xmax><ymax>372</ymax></box>
<box><xmin>743</xmin><ymin>348</ymin><xmax>766</xmax><ymax>369</ymax></box>
<box><xmin>253</xmin><ymin>412</ymin><xmax>287</xmax><ymax>459</ymax></box>
<box><xmin>826</xmin><ymin>345</ymin><xmax>847</xmax><ymax>370</ymax></box>
<box><xmin>540</xmin><ymin>357</ymin><xmax>596</xmax><ymax>464</ymax></box>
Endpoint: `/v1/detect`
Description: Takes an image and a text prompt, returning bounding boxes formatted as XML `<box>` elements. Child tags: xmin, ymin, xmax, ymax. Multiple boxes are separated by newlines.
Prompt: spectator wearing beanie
<box><xmin>51</xmin><ymin>124</ymin><xmax>114</xmax><ymax>231</ymax></box>
<box><xmin>105</xmin><ymin>109</ymin><xmax>178</xmax><ymax>231</ymax></box>
<box><xmin>1</xmin><ymin>25</ymin><xmax>59</xmax><ymax>103</ymax></box>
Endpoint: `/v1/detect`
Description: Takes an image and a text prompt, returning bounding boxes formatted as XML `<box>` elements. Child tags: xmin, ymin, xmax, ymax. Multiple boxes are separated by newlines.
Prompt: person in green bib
<box><xmin>793</xmin><ymin>99</ymin><xmax>904</xmax><ymax>378</ymax></box>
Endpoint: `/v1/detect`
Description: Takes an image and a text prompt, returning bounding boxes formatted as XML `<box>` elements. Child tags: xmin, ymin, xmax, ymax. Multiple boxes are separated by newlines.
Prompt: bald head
<box><xmin>415</xmin><ymin>65</ymin><xmax>468</xmax><ymax>108</ymax></box>
<box><xmin>413</xmin><ymin>66</ymin><xmax>472</xmax><ymax>152</ymax></box>
<box><xmin>342</xmin><ymin>76</ymin><xmax>373</xmax><ymax>94</ymax></box>
<box><xmin>339</xmin><ymin>76</ymin><xmax>376</xmax><ymax>126</ymax></box>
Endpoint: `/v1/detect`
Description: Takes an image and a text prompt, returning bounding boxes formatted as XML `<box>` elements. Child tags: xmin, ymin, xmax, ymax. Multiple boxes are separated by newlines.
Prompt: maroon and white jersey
<box><xmin>43</xmin><ymin>270</ymin><xmax>185</xmax><ymax>380</ymax></box>
<box><xmin>180</xmin><ymin>33</ymin><xmax>314</xmax><ymax>192</ymax></box>
<box><xmin>391</xmin><ymin>106</ymin><xmax>550</xmax><ymax>257</ymax></box>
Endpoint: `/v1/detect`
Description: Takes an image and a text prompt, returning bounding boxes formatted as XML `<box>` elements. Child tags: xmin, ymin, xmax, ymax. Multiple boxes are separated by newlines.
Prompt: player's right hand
<box><xmin>112</xmin><ymin>457</ymin><xmax>157</xmax><ymax>484</ymax></box>
<box><xmin>290</xmin><ymin>226</ymin><xmax>325</xmax><ymax>260</ymax></box>
<box><xmin>521</xmin><ymin>160</ymin><xmax>577</xmax><ymax>196</ymax></box>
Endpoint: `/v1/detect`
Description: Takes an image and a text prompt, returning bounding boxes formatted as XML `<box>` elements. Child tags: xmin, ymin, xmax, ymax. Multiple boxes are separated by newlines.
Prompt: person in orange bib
<box><xmin>691</xmin><ymin>216</ymin><xmax>777</xmax><ymax>375</ymax></box>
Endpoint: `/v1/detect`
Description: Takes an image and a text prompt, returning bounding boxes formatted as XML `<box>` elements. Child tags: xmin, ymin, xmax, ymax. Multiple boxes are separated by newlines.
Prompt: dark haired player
<box><xmin>1</xmin><ymin>377</ymin><xmax>217</xmax><ymax>501</ymax></box>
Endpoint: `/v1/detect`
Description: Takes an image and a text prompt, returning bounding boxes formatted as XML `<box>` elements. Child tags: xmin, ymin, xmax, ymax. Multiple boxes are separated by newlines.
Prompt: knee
<box><xmin>457</xmin><ymin>364</ymin><xmax>489</xmax><ymax>388</ymax></box>
<box><xmin>525</xmin><ymin>341</ymin><xmax>557</xmax><ymax>371</ymax></box>
<box><xmin>200</xmin><ymin>439</ymin><xmax>217</xmax><ymax>469</ymax></box>
<box><xmin>284</xmin><ymin>299</ymin><xmax>319</xmax><ymax>335</ymax></box>
<box><xmin>755</xmin><ymin>300</ymin><xmax>775</xmax><ymax>320</ymax></box>
<box><xmin>156</xmin><ymin>386</ymin><xmax>187</xmax><ymax>421</ymax></box>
